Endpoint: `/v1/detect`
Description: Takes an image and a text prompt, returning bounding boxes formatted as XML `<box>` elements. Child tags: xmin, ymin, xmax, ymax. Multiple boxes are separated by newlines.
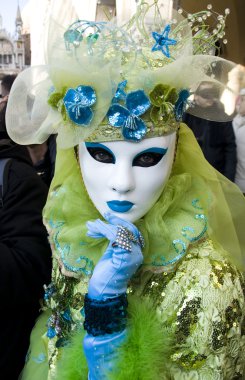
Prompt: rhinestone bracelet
<box><xmin>112</xmin><ymin>225</ymin><xmax>145</xmax><ymax>253</ymax></box>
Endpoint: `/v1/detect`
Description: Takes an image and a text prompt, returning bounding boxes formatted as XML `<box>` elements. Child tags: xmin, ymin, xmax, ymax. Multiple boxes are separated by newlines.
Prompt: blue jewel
<box><xmin>63</xmin><ymin>85</ymin><xmax>96</xmax><ymax>126</ymax></box>
<box><xmin>174</xmin><ymin>89</ymin><xmax>190</xmax><ymax>121</ymax></box>
<box><xmin>151</xmin><ymin>24</ymin><xmax>177</xmax><ymax>58</ymax></box>
<box><xmin>62</xmin><ymin>310</ymin><xmax>72</xmax><ymax>322</ymax></box>
<box><xmin>44</xmin><ymin>283</ymin><xmax>56</xmax><ymax>301</ymax></box>
<box><xmin>112</xmin><ymin>80</ymin><xmax>127</xmax><ymax>104</ymax></box>
<box><xmin>107</xmin><ymin>89</ymin><xmax>150</xmax><ymax>142</ymax></box>
<box><xmin>47</xmin><ymin>327</ymin><xmax>56</xmax><ymax>339</ymax></box>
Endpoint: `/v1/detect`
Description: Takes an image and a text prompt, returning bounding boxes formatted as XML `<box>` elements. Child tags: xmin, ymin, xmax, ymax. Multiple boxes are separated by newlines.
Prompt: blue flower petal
<box><xmin>66</xmin><ymin>105</ymin><xmax>93</xmax><ymax>126</ymax></box>
<box><xmin>76</xmin><ymin>85</ymin><xmax>96</xmax><ymax>107</ymax></box>
<box><xmin>64</xmin><ymin>88</ymin><xmax>79</xmax><ymax>106</ymax></box>
<box><xmin>174</xmin><ymin>89</ymin><xmax>190</xmax><ymax>121</ymax></box>
<box><xmin>112</xmin><ymin>80</ymin><xmax>127</xmax><ymax>104</ymax></box>
<box><xmin>107</xmin><ymin>104</ymin><xmax>130</xmax><ymax>128</ymax></box>
<box><xmin>126</xmin><ymin>90</ymin><xmax>150</xmax><ymax>117</ymax></box>
<box><xmin>122</xmin><ymin>116</ymin><xmax>147</xmax><ymax>141</ymax></box>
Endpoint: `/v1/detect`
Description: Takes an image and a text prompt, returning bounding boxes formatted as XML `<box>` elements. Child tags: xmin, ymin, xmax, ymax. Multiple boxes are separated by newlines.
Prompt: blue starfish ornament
<box><xmin>151</xmin><ymin>24</ymin><xmax>177</xmax><ymax>58</ymax></box>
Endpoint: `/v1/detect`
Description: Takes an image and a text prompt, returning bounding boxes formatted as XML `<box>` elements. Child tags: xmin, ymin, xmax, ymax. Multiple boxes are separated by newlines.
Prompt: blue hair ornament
<box><xmin>107</xmin><ymin>89</ymin><xmax>150</xmax><ymax>142</ymax></box>
<box><xmin>152</xmin><ymin>24</ymin><xmax>177</xmax><ymax>58</ymax></box>
<box><xmin>63</xmin><ymin>85</ymin><xmax>96</xmax><ymax>126</ymax></box>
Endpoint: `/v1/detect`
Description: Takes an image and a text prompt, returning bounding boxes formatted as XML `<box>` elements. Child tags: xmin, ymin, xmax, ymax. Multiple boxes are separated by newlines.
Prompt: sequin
<box><xmin>63</xmin><ymin>85</ymin><xmax>96</xmax><ymax>126</ymax></box>
<box><xmin>53</xmin><ymin>230</ymin><xmax>94</xmax><ymax>276</ymax></box>
<box><xmin>191</xmin><ymin>198</ymin><xmax>203</xmax><ymax>210</ymax></box>
<box><xmin>181</xmin><ymin>214</ymin><xmax>207</xmax><ymax>242</ymax></box>
<box><xmin>171</xmin><ymin>351</ymin><xmax>207</xmax><ymax>370</ymax></box>
<box><xmin>175</xmin><ymin>297</ymin><xmax>201</xmax><ymax>344</ymax></box>
<box><xmin>151</xmin><ymin>24</ymin><xmax>177</xmax><ymax>58</ymax></box>
<box><xmin>107</xmin><ymin>90</ymin><xmax>150</xmax><ymax>141</ymax></box>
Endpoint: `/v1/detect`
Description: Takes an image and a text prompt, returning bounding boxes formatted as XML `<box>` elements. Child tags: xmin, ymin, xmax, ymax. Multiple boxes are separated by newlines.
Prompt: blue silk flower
<box><xmin>63</xmin><ymin>85</ymin><xmax>96</xmax><ymax>126</ymax></box>
<box><xmin>107</xmin><ymin>90</ymin><xmax>151</xmax><ymax>142</ymax></box>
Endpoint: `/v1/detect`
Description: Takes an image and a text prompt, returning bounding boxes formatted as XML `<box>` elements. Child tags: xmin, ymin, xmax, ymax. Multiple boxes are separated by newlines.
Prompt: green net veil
<box><xmin>43</xmin><ymin>123</ymin><xmax>245</xmax><ymax>277</ymax></box>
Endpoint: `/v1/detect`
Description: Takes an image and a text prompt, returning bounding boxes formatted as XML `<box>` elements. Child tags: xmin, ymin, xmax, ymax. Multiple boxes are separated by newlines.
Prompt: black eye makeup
<box><xmin>85</xmin><ymin>143</ymin><xmax>115</xmax><ymax>164</ymax></box>
<box><xmin>132</xmin><ymin>147</ymin><xmax>168</xmax><ymax>167</ymax></box>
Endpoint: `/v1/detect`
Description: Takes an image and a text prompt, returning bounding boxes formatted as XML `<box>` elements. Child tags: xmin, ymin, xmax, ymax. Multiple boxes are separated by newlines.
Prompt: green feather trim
<box><xmin>55</xmin><ymin>295</ymin><xmax>174</xmax><ymax>380</ymax></box>
<box><xmin>108</xmin><ymin>295</ymin><xmax>174</xmax><ymax>380</ymax></box>
<box><xmin>55</xmin><ymin>329</ymin><xmax>88</xmax><ymax>380</ymax></box>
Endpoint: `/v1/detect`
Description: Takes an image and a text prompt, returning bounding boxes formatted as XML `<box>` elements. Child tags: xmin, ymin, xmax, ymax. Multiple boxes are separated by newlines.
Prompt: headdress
<box><xmin>6</xmin><ymin>1</ymin><xmax>236</xmax><ymax>148</ymax></box>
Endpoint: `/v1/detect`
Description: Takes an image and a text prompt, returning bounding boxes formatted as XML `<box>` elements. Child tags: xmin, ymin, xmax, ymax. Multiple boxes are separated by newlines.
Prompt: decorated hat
<box><xmin>6</xmin><ymin>0</ymin><xmax>235</xmax><ymax>148</ymax></box>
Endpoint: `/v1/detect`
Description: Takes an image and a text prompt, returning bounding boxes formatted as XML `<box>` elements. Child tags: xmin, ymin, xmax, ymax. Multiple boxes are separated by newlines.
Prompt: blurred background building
<box><xmin>0</xmin><ymin>4</ymin><xmax>30</xmax><ymax>80</ymax></box>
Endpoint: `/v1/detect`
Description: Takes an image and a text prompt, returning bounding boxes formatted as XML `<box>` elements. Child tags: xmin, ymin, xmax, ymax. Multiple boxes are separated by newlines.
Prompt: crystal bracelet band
<box><xmin>112</xmin><ymin>225</ymin><xmax>145</xmax><ymax>252</ymax></box>
<box><xmin>83</xmin><ymin>293</ymin><xmax>128</xmax><ymax>336</ymax></box>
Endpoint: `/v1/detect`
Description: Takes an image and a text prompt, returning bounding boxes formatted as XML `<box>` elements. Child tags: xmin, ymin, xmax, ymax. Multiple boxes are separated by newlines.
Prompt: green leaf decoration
<box><xmin>161</xmin><ymin>103</ymin><xmax>171</xmax><ymax>122</ymax></box>
<box><xmin>166</xmin><ymin>87</ymin><xmax>178</xmax><ymax>104</ymax></box>
<box><xmin>149</xmin><ymin>84</ymin><xmax>170</xmax><ymax>107</ymax></box>
<box><xmin>150</xmin><ymin>106</ymin><xmax>161</xmax><ymax>124</ymax></box>
<box><xmin>149</xmin><ymin>83</ymin><xmax>178</xmax><ymax>124</ymax></box>
<box><xmin>48</xmin><ymin>87</ymin><xmax>68</xmax><ymax>109</ymax></box>
<box><xmin>48</xmin><ymin>92</ymin><xmax>63</xmax><ymax>108</ymax></box>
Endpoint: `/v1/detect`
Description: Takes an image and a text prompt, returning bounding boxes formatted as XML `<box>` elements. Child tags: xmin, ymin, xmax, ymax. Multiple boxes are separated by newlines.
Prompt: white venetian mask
<box><xmin>79</xmin><ymin>134</ymin><xmax>176</xmax><ymax>222</ymax></box>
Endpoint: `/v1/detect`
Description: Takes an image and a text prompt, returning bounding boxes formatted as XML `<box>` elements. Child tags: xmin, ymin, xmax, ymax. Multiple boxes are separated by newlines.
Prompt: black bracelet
<box><xmin>83</xmin><ymin>293</ymin><xmax>128</xmax><ymax>336</ymax></box>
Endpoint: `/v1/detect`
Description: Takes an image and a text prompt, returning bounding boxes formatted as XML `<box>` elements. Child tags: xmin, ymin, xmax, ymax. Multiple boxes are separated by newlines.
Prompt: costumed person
<box><xmin>5</xmin><ymin>1</ymin><xmax>245</xmax><ymax>379</ymax></box>
<box><xmin>233</xmin><ymin>88</ymin><xmax>245</xmax><ymax>194</ymax></box>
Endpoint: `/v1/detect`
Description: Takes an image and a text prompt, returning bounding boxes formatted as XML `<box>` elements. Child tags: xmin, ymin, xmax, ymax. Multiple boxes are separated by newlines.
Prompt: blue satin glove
<box><xmin>86</xmin><ymin>213</ymin><xmax>143</xmax><ymax>300</ymax></box>
<box><xmin>83</xmin><ymin>213</ymin><xmax>143</xmax><ymax>380</ymax></box>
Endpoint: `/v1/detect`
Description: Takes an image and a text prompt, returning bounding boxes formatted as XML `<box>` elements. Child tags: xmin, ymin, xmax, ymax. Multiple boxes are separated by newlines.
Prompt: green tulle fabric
<box><xmin>44</xmin><ymin>123</ymin><xmax>245</xmax><ymax>275</ymax></box>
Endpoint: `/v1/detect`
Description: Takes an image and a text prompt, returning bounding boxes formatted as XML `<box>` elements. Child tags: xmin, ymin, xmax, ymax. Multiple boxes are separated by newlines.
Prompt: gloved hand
<box><xmin>86</xmin><ymin>212</ymin><xmax>144</xmax><ymax>300</ymax></box>
<box><xmin>83</xmin><ymin>213</ymin><xmax>144</xmax><ymax>380</ymax></box>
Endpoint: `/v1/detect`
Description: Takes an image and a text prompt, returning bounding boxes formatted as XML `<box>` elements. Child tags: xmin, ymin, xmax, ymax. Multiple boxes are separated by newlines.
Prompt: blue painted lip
<box><xmin>107</xmin><ymin>200</ymin><xmax>134</xmax><ymax>213</ymax></box>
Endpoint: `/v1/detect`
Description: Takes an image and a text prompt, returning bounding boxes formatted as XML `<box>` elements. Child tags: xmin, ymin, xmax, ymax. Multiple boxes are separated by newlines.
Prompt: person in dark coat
<box><xmin>0</xmin><ymin>101</ymin><xmax>52</xmax><ymax>379</ymax></box>
<box><xmin>183</xmin><ymin>82</ymin><xmax>237</xmax><ymax>181</ymax></box>
<box><xmin>27</xmin><ymin>135</ymin><xmax>56</xmax><ymax>187</ymax></box>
